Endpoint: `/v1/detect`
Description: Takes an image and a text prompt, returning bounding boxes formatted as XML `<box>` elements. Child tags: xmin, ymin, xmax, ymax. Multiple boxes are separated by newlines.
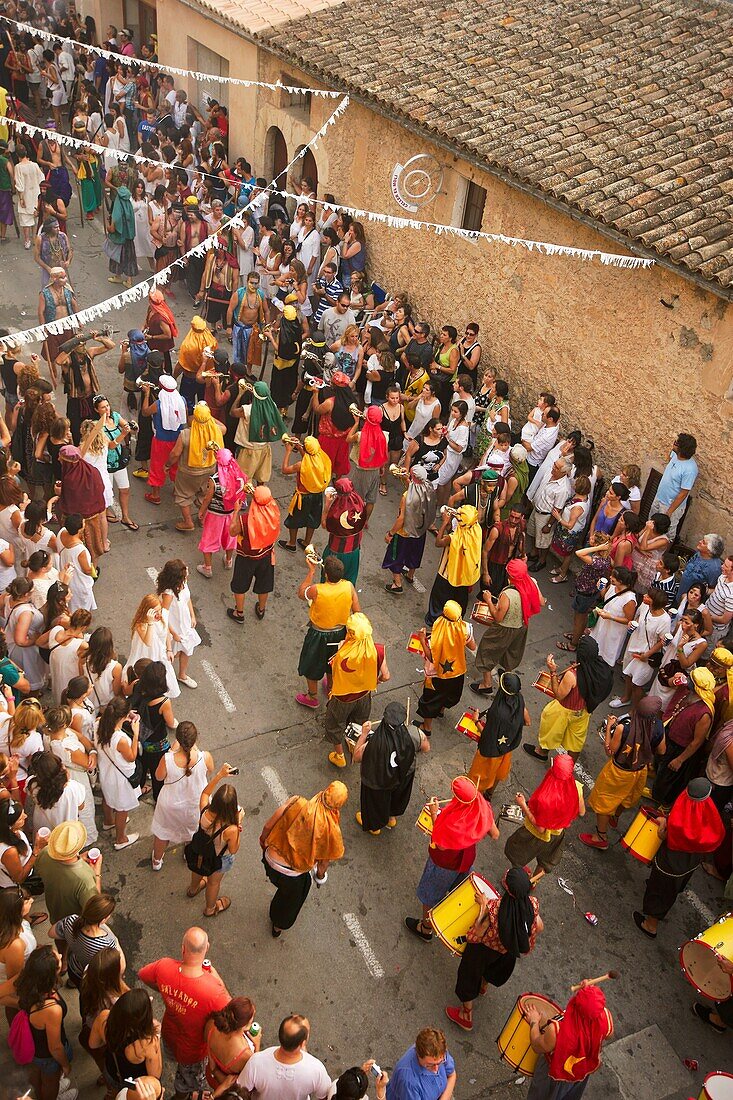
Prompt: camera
<box><xmin>228</xmin><ymin>767</ymin><xmax>240</xmax><ymax>776</ymax></box>
<box><xmin>370</xmin><ymin>1063</ymin><xmax>382</xmax><ymax>1080</ymax></box>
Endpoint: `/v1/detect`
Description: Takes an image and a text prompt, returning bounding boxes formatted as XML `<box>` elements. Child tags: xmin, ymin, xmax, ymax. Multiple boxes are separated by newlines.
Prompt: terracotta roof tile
<box><xmin>253</xmin><ymin>0</ymin><xmax>733</xmax><ymax>292</ymax></box>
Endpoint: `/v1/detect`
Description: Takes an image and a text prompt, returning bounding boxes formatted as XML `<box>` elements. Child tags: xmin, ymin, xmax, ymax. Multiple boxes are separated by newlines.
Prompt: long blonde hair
<box><xmin>80</xmin><ymin>419</ymin><xmax>106</xmax><ymax>456</ymax></box>
<box><xmin>130</xmin><ymin>594</ymin><xmax>161</xmax><ymax>636</ymax></box>
<box><xmin>7</xmin><ymin>700</ymin><xmax>45</xmax><ymax>749</ymax></box>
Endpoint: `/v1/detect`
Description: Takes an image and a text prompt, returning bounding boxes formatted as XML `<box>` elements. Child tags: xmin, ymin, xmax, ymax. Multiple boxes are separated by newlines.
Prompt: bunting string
<box><xmin>277</xmin><ymin>190</ymin><xmax>655</xmax><ymax>270</ymax></box>
<box><xmin>0</xmin><ymin>95</ymin><xmax>351</xmax><ymax>350</ymax></box>
<box><xmin>0</xmin><ymin>15</ymin><xmax>343</xmax><ymax>97</ymax></box>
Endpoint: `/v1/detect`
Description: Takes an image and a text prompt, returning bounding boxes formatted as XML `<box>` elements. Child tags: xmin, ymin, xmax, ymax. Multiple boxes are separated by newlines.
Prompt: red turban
<box><xmin>527</xmin><ymin>754</ymin><xmax>580</xmax><ymax>831</ymax></box>
<box><xmin>247</xmin><ymin>486</ymin><xmax>281</xmax><ymax>550</ymax></box>
<box><xmin>358</xmin><ymin>405</ymin><xmax>389</xmax><ymax>469</ymax></box>
<box><xmin>549</xmin><ymin>985</ymin><xmax>610</xmax><ymax>1082</ymax></box>
<box><xmin>665</xmin><ymin>778</ymin><xmax>725</xmax><ymax>854</ymax></box>
<box><xmin>325</xmin><ymin>477</ymin><xmax>366</xmax><ymax>537</ymax></box>
<box><xmin>431</xmin><ymin>776</ymin><xmax>495</xmax><ymax>850</ymax></box>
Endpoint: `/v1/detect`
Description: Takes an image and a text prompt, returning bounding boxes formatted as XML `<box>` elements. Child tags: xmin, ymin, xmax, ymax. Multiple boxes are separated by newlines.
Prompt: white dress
<box><xmin>0</xmin><ymin>717</ymin><xmax>43</xmax><ymax>781</ymax></box>
<box><xmin>83</xmin><ymin>450</ymin><xmax>114</xmax><ymax>509</ymax></box>
<box><xmin>83</xmin><ymin>658</ymin><xmax>118</xmax><ymax>714</ymax></box>
<box><xmin>60</xmin><ymin>540</ymin><xmax>97</xmax><ymax>613</ymax></box>
<box><xmin>6</xmin><ymin>603</ymin><xmax>47</xmax><ymax>690</ymax></box>
<box><xmin>623</xmin><ymin>606</ymin><xmax>672</xmax><ymax>687</ymax></box>
<box><xmin>590</xmin><ymin>585</ymin><xmax>636</xmax><ymax>668</ymax></box>
<box><xmin>32</xmin><ymin>778</ymin><xmax>86</xmax><ymax>835</ymax></box>
<box><xmin>49</xmin><ymin>626</ymin><xmax>87</xmax><ymax>703</ymax></box>
<box><xmin>133</xmin><ymin>198</ymin><xmax>154</xmax><ymax>259</ymax></box>
<box><xmin>0</xmin><ymin>506</ymin><xmax>24</xmax><ymax>573</ymax></box>
<box><xmin>18</xmin><ymin>522</ymin><xmax>58</xmax><ymax>571</ymax></box>
<box><xmin>0</xmin><ymin>919</ymin><xmax>36</xmax><ymax>980</ymax></box>
<box><xmin>14</xmin><ymin>160</ymin><xmax>45</xmax><ymax>227</ymax></box>
<box><xmin>71</xmin><ymin>702</ymin><xmax>96</xmax><ymax>741</ymax></box>
<box><xmin>126</xmin><ymin>614</ymin><xmax>181</xmax><ymax>699</ymax></box>
<box><xmin>0</xmin><ymin>538</ymin><xmax>15</xmax><ymax>589</ymax></box>
<box><xmin>96</xmin><ymin>729</ymin><xmax>140</xmax><ymax>813</ymax></box>
<box><xmin>152</xmin><ymin>750</ymin><xmax>209</xmax><ymax>843</ymax></box>
<box><xmin>49</xmin><ymin>730</ymin><xmax>98</xmax><ymax>843</ymax></box>
<box><xmin>165</xmin><ymin>585</ymin><xmax>201</xmax><ymax>659</ymax></box>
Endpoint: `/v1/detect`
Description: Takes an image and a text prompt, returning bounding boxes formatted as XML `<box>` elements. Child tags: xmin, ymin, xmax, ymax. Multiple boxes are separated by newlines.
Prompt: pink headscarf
<box><xmin>358</xmin><ymin>405</ymin><xmax>389</xmax><ymax>469</ymax></box>
<box><xmin>215</xmin><ymin>448</ymin><xmax>247</xmax><ymax>509</ymax></box>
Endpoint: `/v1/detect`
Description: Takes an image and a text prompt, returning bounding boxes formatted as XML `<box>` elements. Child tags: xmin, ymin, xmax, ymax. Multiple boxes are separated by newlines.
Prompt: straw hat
<box><xmin>47</xmin><ymin>820</ymin><xmax>87</xmax><ymax>860</ymax></box>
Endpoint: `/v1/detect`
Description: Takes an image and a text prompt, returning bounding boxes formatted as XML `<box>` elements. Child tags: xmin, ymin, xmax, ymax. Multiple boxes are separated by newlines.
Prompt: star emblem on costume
<box><xmin>440</xmin><ymin>659</ymin><xmax>454</xmax><ymax>674</ymax></box>
<box><xmin>352</xmin><ymin>511</ymin><xmax>362</xmax><ymax>523</ymax></box>
<box><xmin>497</xmin><ymin>735</ymin><xmax>508</xmax><ymax>746</ymax></box>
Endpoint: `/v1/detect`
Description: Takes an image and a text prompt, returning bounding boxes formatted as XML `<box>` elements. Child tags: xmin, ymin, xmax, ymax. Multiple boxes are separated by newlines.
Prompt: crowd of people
<box><xmin>0</xmin><ymin>5</ymin><xmax>731</xmax><ymax>1100</ymax></box>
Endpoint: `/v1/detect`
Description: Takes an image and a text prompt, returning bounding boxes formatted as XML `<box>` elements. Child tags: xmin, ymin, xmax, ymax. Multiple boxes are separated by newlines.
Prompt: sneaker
<box><xmin>178</xmin><ymin>676</ymin><xmax>198</xmax><ymax>689</ymax></box>
<box><xmin>328</xmin><ymin>750</ymin><xmax>346</xmax><ymax>768</ymax></box>
<box><xmin>196</xmin><ymin>564</ymin><xmax>213</xmax><ymax>578</ymax></box>
<box><xmin>355</xmin><ymin>811</ymin><xmax>380</xmax><ymax>835</ymax></box>
<box><xmin>609</xmin><ymin>697</ymin><xmax>628</xmax><ymax>708</ymax></box>
<box><xmin>151</xmin><ymin>857</ymin><xmax>163</xmax><ymax>871</ymax></box>
<box><xmin>223</xmin><ymin>557</ymin><xmax>233</xmax><ymax>570</ymax></box>
<box><xmin>386</xmin><ymin>817</ymin><xmax>398</xmax><ymax>829</ymax></box>
<box><xmin>295</xmin><ymin>692</ymin><xmax>319</xmax><ymax>709</ymax></box>
<box><xmin>24</xmin><ymin>240</ymin><xmax>31</xmax><ymax>250</ymax></box>
<box><xmin>132</xmin><ymin>468</ymin><xmax>149</xmax><ymax>479</ymax></box>
<box><xmin>579</xmin><ymin>831</ymin><xmax>609</xmax><ymax>851</ymax></box>
<box><xmin>114</xmin><ymin>833</ymin><xmax>139</xmax><ymax>851</ymax></box>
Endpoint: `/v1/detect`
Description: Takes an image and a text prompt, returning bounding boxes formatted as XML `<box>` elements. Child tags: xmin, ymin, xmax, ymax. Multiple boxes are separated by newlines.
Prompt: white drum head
<box><xmin>519</xmin><ymin>994</ymin><xmax>558</xmax><ymax>1026</ymax></box>
<box><xmin>471</xmin><ymin>875</ymin><xmax>499</xmax><ymax>902</ymax></box>
<box><xmin>705</xmin><ymin>1071</ymin><xmax>733</xmax><ymax>1100</ymax></box>
<box><xmin>682</xmin><ymin>941</ymin><xmax>731</xmax><ymax>1001</ymax></box>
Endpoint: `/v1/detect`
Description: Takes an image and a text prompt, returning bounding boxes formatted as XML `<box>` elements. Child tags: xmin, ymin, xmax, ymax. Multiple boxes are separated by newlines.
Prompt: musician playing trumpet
<box><xmin>278</xmin><ymin>436</ymin><xmax>332</xmax><ymax>556</ymax></box>
<box><xmin>230</xmin><ymin>379</ymin><xmax>285</xmax><ymax>486</ymax></box>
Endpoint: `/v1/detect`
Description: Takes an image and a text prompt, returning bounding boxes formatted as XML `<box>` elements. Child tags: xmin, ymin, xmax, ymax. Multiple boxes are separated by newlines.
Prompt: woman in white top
<box><xmin>26</xmin><ymin>751</ymin><xmax>87</xmax><ymax>837</ymax></box>
<box><xmin>151</xmin><ymin>720</ymin><xmax>213</xmax><ymax>870</ymax></box>
<box><xmin>18</xmin><ymin>500</ymin><xmax>59</xmax><ymax>571</ymax></box>
<box><xmin>404</xmin><ymin>381</ymin><xmax>442</xmax><ymax>445</ymax></box>
<box><xmin>615</xmin><ymin>590</ymin><xmax>672</xmax><ymax>709</ymax></box>
<box><xmin>0</xmin><ymin>799</ymin><xmax>41</xmax><ymax>891</ymax></box>
<box><xmin>46</xmin><ymin>609</ymin><xmax>92</xmax><ymax>704</ymax></box>
<box><xmin>59</xmin><ymin>517</ymin><xmax>97</xmax><ymax>613</ymax></box>
<box><xmin>232</xmin><ymin>223</ymin><xmax>255</xmax><ymax>279</ymax></box>
<box><xmin>612</xmin><ymin>465</ymin><xmax>642</xmax><ymax>514</ymax></box>
<box><xmin>46</xmin><ymin>704</ymin><xmax>98</xmax><ymax>843</ymax></box>
<box><xmin>262</xmin><ymin>235</ymin><xmax>283</xmax><ymax>300</ymax></box>
<box><xmin>0</xmin><ymin>488</ymin><xmax>26</xmax><ymax>574</ymax></box>
<box><xmin>0</xmin><ymin>538</ymin><xmax>15</xmax><ymax>590</ymax></box>
<box><xmin>131</xmin><ymin>180</ymin><xmax>155</xmax><ymax>269</ymax></box>
<box><xmin>0</xmin><ymin>889</ymin><xmax>38</xmax><ymax>993</ymax></box>
<box><xmin>589</xmin><ymin>567</ymin><xmax>638</xmax><ymax>668</ymax></box>
<box><xmin>0</xmin><ymin>699</ymin><xmax>46</xmax><ymax>801</ymax></box>
<box><xmin>110</xmin><ymin>103</ymin><xmax>130</xmax><ymax>153</ymax></box>
<box><xmin>63</xmin><ymin>675</ymin><xmax>97</xmax><ymax>742</ymax></box>
<box><xmin>78</xmin><ymin>627</ymin><xmax>123</xmax><ymax>715</ymax></box>
<box><xmin>157</xmin><ymin>561</ymin><xmax>201</xmax><ymax>690</ymax></box>
<box><xmin>26</xmin><ymin>550</ymin><xmax>60</xmax><ymax>609</ymax></box>
<box><xmin>435</xmin><ymin>401</ymin><xmax>470</xmax><ymax>504</ymax></box>
<box><xmin>649</xmin><ymin>607</ymin><xmax>708</xmax><ymax>709</ymax></box>
<box><xmin>125</xmin><ymin>595</ymin><xmax>180</xmax><ymax>700</ymax></box>
<box><xmin>95</xmin><ymin>697</ymin><xmax>141</xmax><ymax>850</ymax></box>
<box><xmin>289</xmin><ymin>203</ymin><xmax>308</xmax><ymax>242</ymax></box>
<box><xmin>5</xmin><ymin>578</ymin><xmax>47</xmax><ymax>692</ymax></box>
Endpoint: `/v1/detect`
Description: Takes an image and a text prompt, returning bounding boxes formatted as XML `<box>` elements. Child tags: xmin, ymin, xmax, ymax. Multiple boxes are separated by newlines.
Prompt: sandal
<box><xmin>379</xmin><ymin>483</ymin><xmax>388</xmax><ymax>496</ymax></box>
<box><xmin>445</xmin><ymin>1005</ymin><xmax>473</xmax><ymax>1031</ymax></box>
<box><xmin>402</xmin><ymin>573</ymin><xmax>415</xmax><ymax>585</ymax></box>
<box><xmin>297</xmin><ymin>538</ymin><xmax>308</xmax><ymax>550</ymax></box>
<box><xmin>404</xmin><ymin>916</ymin><xmax>433</xmax><ymax>942</ymax></box>
<box><xmin>226</xmin><ymin>608</ymin><xmax>245</xmax><ymax>624</ymax></box>
<box><xmin>186</xmin><ymin>879</ymin><xmax>207</xmax><ymax>898</ymax></box>
<box><xmin>121</xmin><ymin>519</ymin><xmax>139</xmax><ymax>531</ymax></box>
<box><xmin>204</xmin><ymin>896</ymin><xmax>231</xmax><ymax>917</ymax></box>
<box><xmin>551</xmin><ymin>575</ymin><xmax>568</xmax><ymax>584</ymax></box>
<box><xmin>106</xmin><ymin>512</ymin><xmax>120</xmax><ymax>523</ymax></box>
<box><xmin>563</xmin><ymin>632</ymin><xmax>574</xmax><ymax>641</ymax></box>
<box><xmin>632</xmin><ymin>910</ymin><xmax>657</xmax><ymax>939</ymax></box>
<box><xmin>144</xmin><ymin>493</ymin><xmax>160</xmax><ymax>505</ymax></box>
<box><xmin>278</xmin><ymin>539</ymin><xmax>297</xmax><ymax>553</ymax></box>
<box><xmin>556</xmin><ymin>640</ymin><xmax>576</xmax><ymax>652</ymax></box>
<box><xmin>385</xmin><ymin>584</ymin><xmax>404</xmax><ymax>594</ymax></box>
<box><xmin>579</xmin><ymin>831</ymin><xmax>608</xmax><ymax>851</ymax></box>
<box><xmin>470</xmin><ymin>681</ymin><xmax>493</xmax><ymax>696</ymax></box>
<box><xmin>29</xmin><ymin>911</ymin><xmax>48</xmax><ymax>927</ymax></box>
<box><xmin>522</xmin><ymin>744</ymin><xmax>549</xmax><ymax>762</ymax></box>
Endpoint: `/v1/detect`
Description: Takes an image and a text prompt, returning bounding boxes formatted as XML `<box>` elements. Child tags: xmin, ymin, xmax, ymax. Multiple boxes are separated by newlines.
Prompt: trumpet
<box><xmin>238</xmin><ymin>379</ymin><xmax>255</xmax><ymax>392</ymax></box>
<box><xmin>304</xmin><ymin>372</ymin><xmax>328</xmax><ymax>390</ymax></box>
<box><xmin>282</xmin><ymin>433</ymin><xmax>305</xmax><ymax>452</ymax></box>
<box><xmin>205</xmin><ymin>440</ymin><xmax>221</xmax><ymax>454</ymax></box>
<box><xmin>440</xmin><ymin>505</ymin><xmax>460</xmax><ymax>519</ymax></box>
<box><xmin>348</xmin><ymin>403</ymin><xmax>367</xmax><ymax>420</ymax></box>
<box><xmin>258</xmin><ymin>322</ymin><xmax>275</xmax><ymax>343</ymax></box>
<box><xmin>304</xmin><ymin>543</ymin><xmax>324</xmax><ymax>567</ymax></box>
<box><xmin>200</xmin><ymin>370</ymin><xmax>232</xmax><ymax>385</ymax></box>
<box><xmin>389</xmin><ymin>463</ymin><xmax>409</xmax><ymax>481</ymax></box>
<box><xmin>136</xmin><ymin>376</ymin><xmax>160</xmax><ymax>394</ymax></box>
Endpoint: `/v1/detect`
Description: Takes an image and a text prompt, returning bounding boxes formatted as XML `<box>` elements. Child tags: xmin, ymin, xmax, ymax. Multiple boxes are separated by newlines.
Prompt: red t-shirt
<box><xmin>138</xmin><ymin>958</ymin><xmax>228</xmax><ymax>1064</ymax></box>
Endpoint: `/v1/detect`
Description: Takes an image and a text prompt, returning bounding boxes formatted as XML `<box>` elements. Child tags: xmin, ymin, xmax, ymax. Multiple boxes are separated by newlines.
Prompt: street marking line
<box><xmin>261</xmin><ymin>766</ymin><xmax>288</xmax><ymax>804</ymax></box>
<box><xmin>146</xmin><ymin>567</ymin><xmax>158</xmax><ymax>583</ymax></box>
<box><xmin>342</xmin><ymin>913</ymin><xmax>385</xmax><ymax>978</ymax></box>
<box><xmin>200</xmin><ymin>659</ymin><xmax>237</xmax><ymax>713</ymax></box>
<box><xmin>412</xmin><ymin>576</ymin><xmax>426</xmax><ymax>593</ymax></box>
<box><xmin>683</xmin><ymin>889</ymin><xmax>716</xmax><ymax>926</ymax></box>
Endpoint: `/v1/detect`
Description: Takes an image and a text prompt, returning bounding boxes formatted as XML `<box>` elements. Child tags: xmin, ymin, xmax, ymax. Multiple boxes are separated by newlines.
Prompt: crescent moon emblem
<box><xmin>341</xmin><ymin>658</ymin><xmax>355</xmax><ymax>673</ymax></box>
<box><xmin>339</xmin><ymin>511</ymin><xmax>355</xmax><ymax>531</ymax></box>
<box><xmin>389</xmin><ymin>751</ymin><xmax>398</xmax><ymax>769</ymax></box>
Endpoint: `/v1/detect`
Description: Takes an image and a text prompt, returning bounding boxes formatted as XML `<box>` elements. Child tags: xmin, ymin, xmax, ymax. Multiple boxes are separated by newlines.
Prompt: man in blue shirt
<box><xmin>677</xmin><ymin>533</ymin><xmax>724</xmax><ymax>599</ymax></box>
<box><xmin>312</xmin><ymin>262</ymin><xmax>344</xmax><ymax>328</ymax></box>
<box><xmin>650</xmin><ymin>432</ymin><xmax>699</xmax><ymax>540</ymax></box>
<box><xmin>387</xmin><ymin>1028</ymin><xmax>457</xmax><ymax>1100</ymax></box>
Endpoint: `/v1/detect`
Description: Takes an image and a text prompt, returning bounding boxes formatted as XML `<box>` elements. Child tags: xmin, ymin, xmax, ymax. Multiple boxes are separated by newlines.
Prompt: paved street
<box><xmin>0</xmin><ymin>217</ymin><xmax>729</xmax><ymax>1100</ymax></box>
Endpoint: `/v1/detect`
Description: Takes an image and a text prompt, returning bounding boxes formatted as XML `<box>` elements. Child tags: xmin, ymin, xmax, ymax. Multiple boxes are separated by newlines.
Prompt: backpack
<box><xmin>8</xmin><ymin>1009</ymin><xmax>35</xmax><ymax>1064</ymax></box>
<box><xmin>184</xmin><ymin>809</ymin><xmax>226</xmax><ymax>877</ymax></box>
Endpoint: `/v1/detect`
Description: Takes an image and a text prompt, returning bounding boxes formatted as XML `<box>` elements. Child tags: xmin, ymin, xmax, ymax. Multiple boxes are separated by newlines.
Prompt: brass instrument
<box><xmin>348</xmin><ymin>402</ymin><xmax>366</xmax><ymax>420</ymax></box>
<box><xmin>440</xmin><ymin>505</ymin><xmax>460</xmax><ymax>519</ymax></box>
<box><xmin>258</xmin><ymin>322</ymin><xmax>275</xmax><ymax>343</ymax></box>
<box><xmin>238</xmin><ymin>379</ymin><xmax>255</xmax><ymax>392</ymax></box>
<box><xmin>303</xmin><ymin>372</ymin><xmax>328</xmax><ymax>390</ymax></box>
<box><xmin>389</xmin><ymin>463</ymin><xmax>409</xmax><ymax>481</ymax></box>
<box><xmin>304</xmin><ymin>543</ymin><xmax>324</xmax><ymax>567</ymax></box>
<box><xmin>205</xmin><ymin>440</ymin><xmax>221</xmax><ymax>454</ymax></box>
<box><xmin>282</xmin><ymin>432</ymin><xmax>305</xmax><ymax>453</ymax></box>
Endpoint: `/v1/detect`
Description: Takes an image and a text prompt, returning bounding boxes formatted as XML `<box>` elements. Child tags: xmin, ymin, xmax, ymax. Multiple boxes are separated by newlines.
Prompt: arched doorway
<box><xmin>265</xmin><ymin>125</ymin><xmax>288</xmax><ymax>190</ymax></box>
<box><xmin>295</xmin><ymin>146</ymin><xmax>319</xmax><ymax>196</ymax></box>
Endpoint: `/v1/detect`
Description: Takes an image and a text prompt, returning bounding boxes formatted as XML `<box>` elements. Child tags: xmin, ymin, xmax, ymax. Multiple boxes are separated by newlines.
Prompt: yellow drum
<box><xmin>699</xmin><ymin>1072</ymin><xmax>733</xmax><ymax>1100</ymax></box>
<box><xmin>428</xmin><ymin>873</ymin><xmax>498</xmax><ymax>955</ymax></box>
<box><xmin>620</xmin><ymin>806</ymin><xmax>663</xmax><ymax>865</ymax></box>
<box><xmin>680</xmin><ymin>913</ymin><xmax>733</xmax><ymax>1002</ymax></box>
<box><xmin>455</xmin><ymin>709</ymin><xmax>481</xmax><ymax>741</ymax></box>
<box><xmin>416</xmin><ymin>804</ymin><xmax>436</xmax><ymax>836</ymax></box>
<box><xmin>497</xmin><ymin>993</ymin><xmax>563</xmax><ymax>1076</ymax></box>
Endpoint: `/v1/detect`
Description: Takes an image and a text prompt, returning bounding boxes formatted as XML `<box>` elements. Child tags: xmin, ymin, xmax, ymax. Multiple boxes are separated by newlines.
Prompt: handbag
<box><xmin>184</xmin><ymin>809</ymin><xmax>226</xmax><ymax>877</ymax></box>
<box><xmin>101</xmin><ymin>730</ymin><xmax>145</xmax><ymax>789</ymax></box>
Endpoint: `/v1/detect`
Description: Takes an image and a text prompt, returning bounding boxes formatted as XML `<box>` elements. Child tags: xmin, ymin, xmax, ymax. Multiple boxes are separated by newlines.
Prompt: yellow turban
<box><xmin>330</xmin><ymin>613</ymin><xmax>378</xmax><ymax>697</ymax></box>
<box><xmin>178</xmin><ymin>317</ymin><xmax>217</xmax><ymax>374</ymax></box>
<box><xmin>265</xmin><ymin>782</ymin><xmax>347</xmax><ymax>873</ymax></box>
<box><xmin>691</xmin><ymin>666</ymin><xmax>717</xmax><ymax>716</ymax></box>
<box><xmin>442</xmin><ymin>505</ymin><xmax>482</xmax><ymax>588</ymax></box>
<box><xmin>187</xmin><ymin>402</ymin><xmax>223</xmax><ymax>468</ymax></box>
<box><xmin>283</xmin><ymin>304</ymin><xmax>298</xmax><ymax>321</ymax></box>
<box><xmin>299</xmin><ymin>437</ymin><xmax>332</xmax><ymax>494</ymax></box>
<box><xmin>711</xmin><ymin>648</ymin><xmax>733</xmax><ymax>719</ymax></box>
<box><xmin>428</xmin><ymin>602</ymin><xmax>467</xmax><ymax>681</ymax></box>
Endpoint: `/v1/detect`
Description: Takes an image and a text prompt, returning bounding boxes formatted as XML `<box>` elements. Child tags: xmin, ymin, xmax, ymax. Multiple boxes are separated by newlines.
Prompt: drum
<box><xmin>699</xmin><ymin>1072</ymin><xmax>733</xmax><ymax>1099</ymax></box>
<box><xmin>532</xmin><ymin>671</ymin><xmax>554</xmax><ymax>698</ymax></box>
<box><xmin>680</xmin><ymin>913</ymin><xmax>733</xmax><ymax>1002</ymax></box>
<box><xmin>428</xmin><ymin>873</ymin><xmax>499</xmax><ymax>955</ymax></box>
<box><xmin>497</xmin><ymin>993</ymin><xmax>563</xmax><ymax>1076</ymax></box>
<box><xmin>620</xmin><ymin>806</ymin><xmax>663</xmax><ymax>864</ymax></box>
<box><xmin>471</xmin><ymin>601</ymin><xmax>493</xmax><ymax>625</ymax></box>
<box><xmin>343</xmin><ymin>722</ymin><xmax>362</xmax><ymax>757</ymax></box>
<box><xmin>455</xmin><ymin>709</ymin><xmax>482</xmax><ymax>741</ymax></box>
<box><xmin>416</xmin><ymin>804</ymin><xmax>436</xmax><ymax>836</ymax></box>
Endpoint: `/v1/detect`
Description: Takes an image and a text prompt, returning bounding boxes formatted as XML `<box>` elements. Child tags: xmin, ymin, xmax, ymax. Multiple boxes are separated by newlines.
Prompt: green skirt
<box><xmin>322</xmin><ymin>547</ymin><xmax>360</xmax><ymax>585</ymax></box>
<box><xmin>298</xmin><ymin>623</ymin><xmax>347</xmax><ymax>681</ymax></box>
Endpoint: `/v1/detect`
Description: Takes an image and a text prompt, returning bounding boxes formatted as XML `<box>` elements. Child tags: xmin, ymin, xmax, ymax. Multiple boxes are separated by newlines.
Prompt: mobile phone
<box><xmin>370</xmin><ymin>1063</ymin><xmax>382</xmax><ymax>1080</ymax></box>
<box><xmin>228</xmin><ymin>767</ymin><xmax>240</xmax><ymax>776</ymax></box>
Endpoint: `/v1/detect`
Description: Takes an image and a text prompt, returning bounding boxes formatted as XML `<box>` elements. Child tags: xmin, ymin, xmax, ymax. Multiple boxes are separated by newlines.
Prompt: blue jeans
<box><xmin>34</xmin><ymin>1038</ymin><xmax>72</xmax><ymax>1075</ymax></box>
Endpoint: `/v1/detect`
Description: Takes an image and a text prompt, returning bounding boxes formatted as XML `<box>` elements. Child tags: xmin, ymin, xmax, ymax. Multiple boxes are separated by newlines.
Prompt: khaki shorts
<box><xmin>238</xmin><ymin>444</ymin><xmax>272</xmax><ymax>484</ymax></box>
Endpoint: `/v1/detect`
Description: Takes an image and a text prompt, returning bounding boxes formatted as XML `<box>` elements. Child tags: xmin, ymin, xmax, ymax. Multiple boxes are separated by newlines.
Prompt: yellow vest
<box><xmin>310</xmin><ymin>580</ymin><xmax>352</xmax><ymax>630</ymax></box>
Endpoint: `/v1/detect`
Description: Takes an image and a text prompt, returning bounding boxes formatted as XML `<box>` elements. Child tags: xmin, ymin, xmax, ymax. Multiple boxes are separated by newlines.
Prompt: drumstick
<box><xmin>406</xmin><ymin>695</ymin><xmax>410</xmax><ymax>726</ymax></box>
<box><xmin>570</xmin><ymin>970</ymin><xmax>619</xmax><ymax>992</ymax></box>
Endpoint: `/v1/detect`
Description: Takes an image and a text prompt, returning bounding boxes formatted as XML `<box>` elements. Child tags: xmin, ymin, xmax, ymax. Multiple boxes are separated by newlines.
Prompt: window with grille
<box><xmin>188</xmin><ymin>41</ymin><xmax>229</xmax><ymax>111</ymax></box>
<box><xmin>281</xmin><ymin>76</ymin><xmax>312</xmax><ymax>123</ymax></box>
<box><xmin>461</xmin><ymin>179</ymin><xmax>487</xmax><ymax>233</ymax></box>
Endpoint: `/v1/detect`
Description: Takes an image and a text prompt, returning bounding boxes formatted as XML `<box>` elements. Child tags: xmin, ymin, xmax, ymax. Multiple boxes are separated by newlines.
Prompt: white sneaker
<box><xmin>114</xmin><ymin>833</ymin><xmax>139</xmax><ymax>850</ymax></box>
<box><xmin>609</xmin><ymin>697</ymin><xmax>628</xmax><ymax>708</ymax></box>
<box><xmin>151</xmin><ymin>857</ymin><xmax>163</xmax><ymax>871</ymax></box>
<box><xmin>24</xmin><ymin>240</ymin><xmax>31</xmax><ymax>250</ymax></box>
<box><xmin>59</xmin><ymin>1075</ymin><xmax>71</xmax><ymax>1092</ymax></box>
<box><xmin>59</xmin><ymin>1089</ymin><xmax>78</xmax><ymax>1100</ymax></box>
<box><xmin>196</xmin><ymin>564</ymin><xmax>212</xmax><ymax>578</ymax></box>
<box><xmin>178</xmin><ymin>675</ymin><xmax>198</xmax><ymax>689</ymax></box>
